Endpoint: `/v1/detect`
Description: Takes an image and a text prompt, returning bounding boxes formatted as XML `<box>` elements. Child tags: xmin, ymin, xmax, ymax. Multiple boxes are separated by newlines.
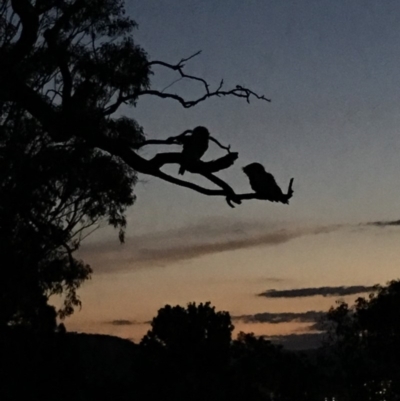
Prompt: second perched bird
<box><xmin>243</xmin><ymin>162</ymin><xmax>288</xmax><ymax>203</ymax></box>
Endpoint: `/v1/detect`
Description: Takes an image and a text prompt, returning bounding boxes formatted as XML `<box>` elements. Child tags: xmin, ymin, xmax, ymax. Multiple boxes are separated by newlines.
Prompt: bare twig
<box><xmin>134</xmin><ymin>51</ymin><xmax>270</xmax><ymax>107</ymax></box>
<box><xmin>148</xmin><ymin>51</ymin><xmax>209</xmax><ymax>92</ymax></box>
<box><xmin>209</xmin><ymin>136</ymin><xmax>231</xmax><ymax>153</ymax></box>
<box><xmin>161</xmin><ymin>77</ymin><xmax>183</xmax><ymax>93</ymax></box>
<box><xmin>103</xmin><ymin>51</ymin><xmax>270</xmax><ymax>115</ymax></box>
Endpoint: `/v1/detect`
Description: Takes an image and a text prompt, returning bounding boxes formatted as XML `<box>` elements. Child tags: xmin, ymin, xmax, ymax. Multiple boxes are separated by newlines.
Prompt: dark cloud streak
<box><xmin>236</xmin><ymin>310</ymin><xmax>326</xmax><ymax>324</ymax></box>
<box><xmin>367</xmin><ymin>219</ymin><xmax>400</xmax><ymax>227</ymax></box>
<box><xmin>259</xmin><ymin>285</ymin><xmax>375</xmax><ymax>298</ymax></box>
<box><xmin>108</xmin><ymin>320</ymin><xmax>139</xmax><ymax>326</ymax></box>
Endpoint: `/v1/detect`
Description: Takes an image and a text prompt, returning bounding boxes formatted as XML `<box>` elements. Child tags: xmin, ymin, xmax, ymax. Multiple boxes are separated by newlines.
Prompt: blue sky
<box><xmin>64</xmin><ymin>0</ymin><xmax>400</xmax><ymax>346</ymax></box>
<box><xmin>118</xmin><ymin>0</ymin><xmax>400</xmax><ymax>227</ymax></box>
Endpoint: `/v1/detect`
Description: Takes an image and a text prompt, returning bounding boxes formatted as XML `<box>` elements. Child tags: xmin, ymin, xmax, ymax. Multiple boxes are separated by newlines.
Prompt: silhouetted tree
<box><xmin>140</xmin><ymin>302</ymin><xmax>234</xmax><ymax>401</ymax></box>
<box><xmin>0</xmin><ymin>0</ymin><xmax>293</xmax><ymax>328</ymax></box>
<box><xmin>0</xmin><ymin>107</ymin><xmax>139</xmax><ymax>329</ymax></box>
<box><xmin>323</xmin><ymin>280</ymin><xmax>400</xmax><ymax>400</ymax></box>
<box><xmin>231</xmin><ymin>332</ymin><xmax>320</xmax><ymax>401</ymax></box>
<box><xmin>139</xmin><ymin>305</ymin><xmax>322</xmax><ymax>401</ymax></box>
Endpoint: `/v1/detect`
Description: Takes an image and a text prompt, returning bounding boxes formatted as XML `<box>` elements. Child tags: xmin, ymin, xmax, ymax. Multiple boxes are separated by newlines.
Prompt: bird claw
<box><xmin>226</xmin><ymin>198</ymin><xmax>235</xmax><ymax>208</ymax></box>
<box><xmin>226</xmin><ymin>194</ymin><xmax>241</xmax><ymax>208</ymax></box>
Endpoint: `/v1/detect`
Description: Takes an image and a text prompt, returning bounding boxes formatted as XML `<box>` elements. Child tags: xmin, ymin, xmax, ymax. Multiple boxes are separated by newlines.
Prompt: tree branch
<box><xmin>104</xmin><ymin>50</ymin><xmax>270</xmax><ymax>116</ymax></box>
<box><xmin>136</xmin><ymin>85</ymin><xmax>270</xmax><ymax>108</ymax></box>
<box><xmin>0</xmin><ymin>27</ymin><xmax>284</xmax><ymax>208</ymax></box>
<box><xmin>201</xmin><ymin>171</ymin><xmax>241</xmax><ymax>207</ymax></box>
<box><xmin>10</xmin><ymin>0</ymin><xmax>39</xmax><ymax>61</ymax></box>
<box><xmin>43</xmin><ymin>28</ymin><xmax>73</xmax><ymax>103</ymax></box>
<box><xmin>100</xmin><ymin>143</ymin><xmax>238</xmax><ymax>201</ymax></box>
<box><xmin>48</xmin><ymin>0</ymin><xmax>86</xmax><ymax>36</ymax></box>
<box><xmin>0</xmin><ymin>77</ymin><xmax>284</xmax><ymax>208</ymax></box>
<box><xmin>209</xmin><ymin>136</ymin><xmax>231</xmax><ymax>153</ymax></box>
<box><xmin>148</xmin><ymin>152</ymin><xmax>239</xmax><ymax>174</ymax></box>
<box><xmin>0</xmin><ymin>75</ymin><xmax>238</xmax><ymax>202</ymax></box>
<box><xmin>41</xmin><ymin>1</ymin><xmax>86</xmax><ymax>105</ymax></box>
<box><xmin>107</xmin><ymin>51</ymin><xmax>271</xmax><ymax>110</ymax></box>
<box><xmin>148</xmin><ymin>51</ymin><xmax>209</xmax><ymax>92</ymax></box>
<box><xmin>35</xmin><ymin>0</ymin><xmax>62</xmax><ymax>15</ymax></box>
<box><xmin>136</xmin><ymin>134</ymin><xmax>232</xmax><ymax>154</ymax></box>
<box><xmin>135</xmin><ymin>138</ymin><xmax>175</xmax><ymax>149</ymax></box>
<box><xmin>146</xmin><ymin>151</ymin><xmax>241</xmax><ymax>207</ymax></box>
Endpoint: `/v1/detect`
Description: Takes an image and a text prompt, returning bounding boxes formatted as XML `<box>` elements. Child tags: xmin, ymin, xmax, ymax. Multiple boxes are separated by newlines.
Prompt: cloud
<box><xmin>235</xmin><ymin>310</ymin><xmax>326</xmax><ymax>324</ymax></box>
<box><xmin>75</xmin><ymin>216</ymin><xmax>400</xmax><ymax>273</ymax></box>
<box><xmin>366</xmin><ymin>219</ymin><xmax>400</xmax><ymax>227</ymax></box>
<box><xmin>108</xmin><ymin>319</ymin><xmax>142</xmax><ymax>326</ymax></box>
<box><xmin>77</xmin><ymin>220</ymin><xmax>341</xmax><ymax>273</ymax></box>
<box><xmin>109</xmin><ymin>320</ymin><xmax>135</xmax><ymax>326</ymax></box>
<box><xmin>258</xmin><ymin>285</ymin><xmax>375</xmax><ymax>299</ymax></box>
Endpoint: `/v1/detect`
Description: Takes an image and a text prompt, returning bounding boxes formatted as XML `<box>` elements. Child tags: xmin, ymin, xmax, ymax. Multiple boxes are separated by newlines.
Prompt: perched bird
<box><xmin>176</xmin><ymin>126</ymin><xmax>210</xmax><ymax>175</ymax></box>
<box><xmin>242</xmin><ymin>162</ymin><xmax>287</xmax><ymax>203</ymax></box>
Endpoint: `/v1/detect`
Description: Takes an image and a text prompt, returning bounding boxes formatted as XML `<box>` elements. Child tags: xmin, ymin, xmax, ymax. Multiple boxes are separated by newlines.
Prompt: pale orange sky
<box><xmin>61</xmin><ymin>221</ymin><xmax>400</xmax><ymax>343</ymax></box>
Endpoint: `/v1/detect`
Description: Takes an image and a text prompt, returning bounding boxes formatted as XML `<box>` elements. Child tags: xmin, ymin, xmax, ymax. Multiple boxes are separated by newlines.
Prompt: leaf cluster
<box><xmin>0</xmin><ymin>106</ymin><xmax>137</xmax><ymax>325</ymax></box>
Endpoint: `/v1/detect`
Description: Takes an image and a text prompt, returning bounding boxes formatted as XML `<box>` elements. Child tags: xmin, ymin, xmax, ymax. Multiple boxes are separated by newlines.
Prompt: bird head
<box><xmin>242</xmin><ymin>162</ymin><xmax>265</xmax><ymax>176</ymax></box>
<box><xmin>192</xmin><ymin>126</ymin><xmax>210</xmax><ymax>138</ymax></box>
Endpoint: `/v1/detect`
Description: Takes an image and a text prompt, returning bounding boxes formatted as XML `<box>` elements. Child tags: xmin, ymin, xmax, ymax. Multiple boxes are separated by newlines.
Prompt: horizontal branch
<box><xmin>111</xmin><ymin>51</ymin><xmax>271</xmax><ymax>109</ymax></box>
<box><xmin>135</xmin><ymin>138</ymin><xmax>175</xmax><ymax>149</ymax></box>
<box><xmin>148</xmin><ymin>152</ymin><xmax>238</xmax><ymax>174</ymax></box>
<box><xmin>137</xmin><ymin>86</ymin><xmax>271</xmax><ymax>108</ymax></box>
<box><xmin>104</xmin><ymin>51</ymin><xmax>270</xmax><ymax>116</ymax></box>
<box><xmin>137</xmin><ymin>135</ymin><xmax>232</xmax><ymax>154</ymax></box>
<box><xmin>71</xmin><ymin>135</ymin><xmax>239</xmax><ymax>201</ymax></box>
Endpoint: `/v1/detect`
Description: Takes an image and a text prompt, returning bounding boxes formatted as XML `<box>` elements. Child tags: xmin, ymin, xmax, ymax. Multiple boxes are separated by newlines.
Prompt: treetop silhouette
<box><xmin>1</xmin><ymin>0</ymin><xmax>294</xmax><ymax>208</ymax></box>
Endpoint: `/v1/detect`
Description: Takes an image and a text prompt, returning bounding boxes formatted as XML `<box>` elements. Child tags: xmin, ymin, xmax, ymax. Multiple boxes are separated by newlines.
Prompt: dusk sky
<box><xmin>62</xmin><ymin>0</ymin><xmax>400</xmax><ymax>347</ymax></box>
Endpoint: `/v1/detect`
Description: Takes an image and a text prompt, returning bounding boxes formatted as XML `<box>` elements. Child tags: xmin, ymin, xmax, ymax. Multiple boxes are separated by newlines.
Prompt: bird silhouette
<box><xmin>243</xmin><ymin>162</ymin><xmax>289</xmax><ymax>203</ymax></box>
<box><xmin>177</xmin><ymin>126</ymin><xmax>210</xmax><ymax>175</ymax></box>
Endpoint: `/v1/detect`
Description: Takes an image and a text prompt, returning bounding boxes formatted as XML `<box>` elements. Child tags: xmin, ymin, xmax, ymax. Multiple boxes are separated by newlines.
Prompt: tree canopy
<box><xmin>0</xmin><ymin>0</ymin><xmax>293</xmax><ymax>207</ymax></box>
<box><xmin>0</xmin><ymin>100</ymin><xmax>139</xmax><ymax>328</ymax></box>
<box><xmin>0</xmin><ymin>0</ymin><xmax>295</xmax><ymax>327</ymax></box>
<box><xmin>321</xmin><ymin>280</ymin><xmax>400</xmax><ymax>399</ymax></box>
